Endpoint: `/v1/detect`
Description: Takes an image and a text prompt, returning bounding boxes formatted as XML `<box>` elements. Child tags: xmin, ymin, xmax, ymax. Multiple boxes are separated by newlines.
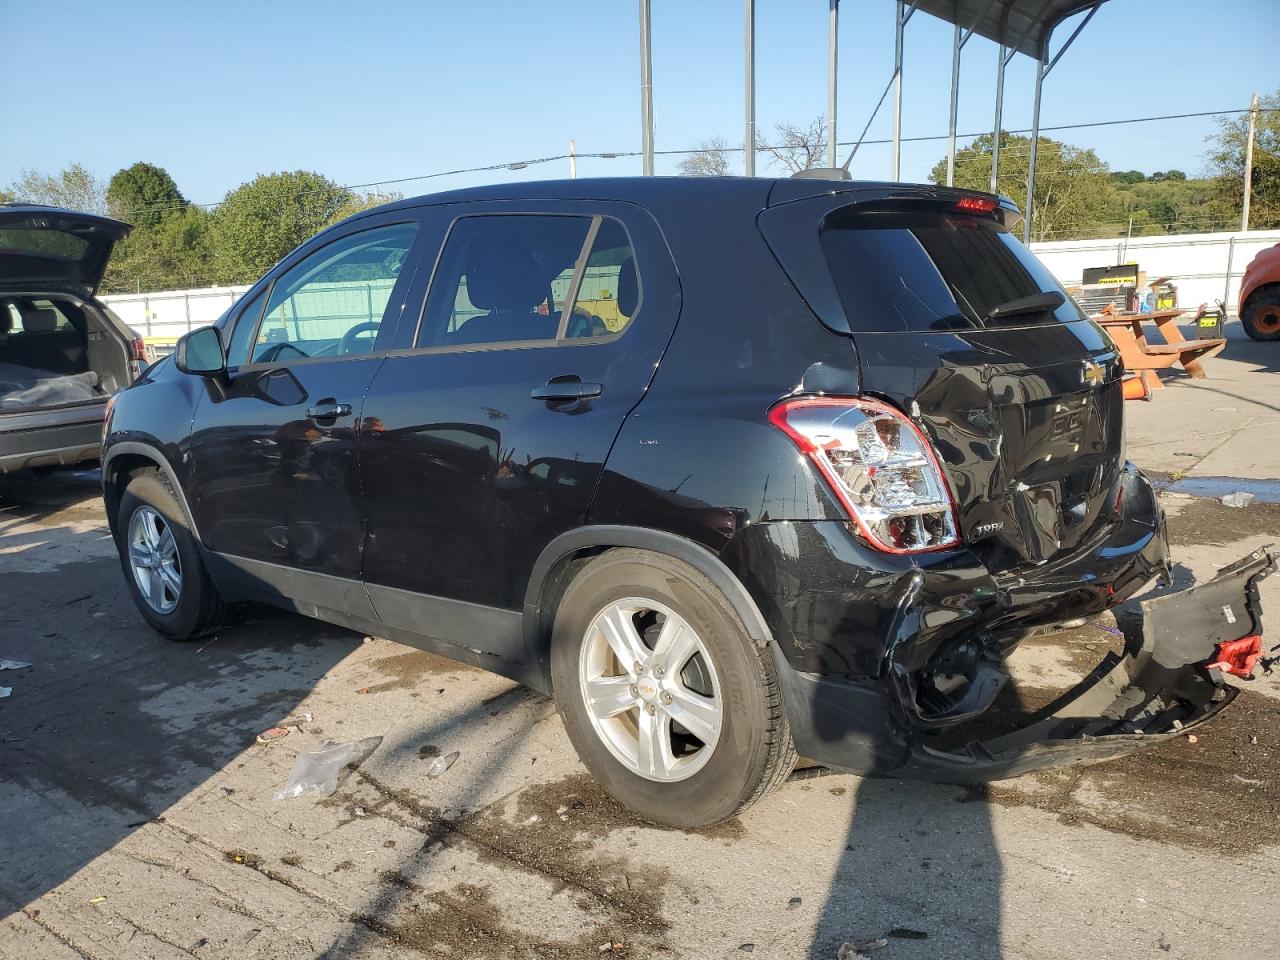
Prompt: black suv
<box><xmin>104</xmin><ymin>178</ymin><xmax>1272</xmax><ymax>827</ymax></box>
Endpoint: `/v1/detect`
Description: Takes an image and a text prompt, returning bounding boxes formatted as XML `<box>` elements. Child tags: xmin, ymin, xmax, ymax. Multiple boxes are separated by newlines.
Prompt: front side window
<box><xmin>225</xmin><ymin>287</ymin><xmax>265</xmax><ymax>368</ymax></box>
<box><xmin>417</xmin><ymin>214</ymin><xmax>638</xmax><ymax>349</ymax></box>
<box><xmin>250</xmin><ymin>222</ymin><xmax>418</xmax><ymax>364</ymax></box>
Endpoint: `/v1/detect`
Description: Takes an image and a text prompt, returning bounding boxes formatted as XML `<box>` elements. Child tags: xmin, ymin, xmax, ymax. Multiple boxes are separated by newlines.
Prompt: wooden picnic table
<box><xmin>1094</xmin><ymin>309</ymin><xmax>1226</xmax><ymax>394</ymax></box>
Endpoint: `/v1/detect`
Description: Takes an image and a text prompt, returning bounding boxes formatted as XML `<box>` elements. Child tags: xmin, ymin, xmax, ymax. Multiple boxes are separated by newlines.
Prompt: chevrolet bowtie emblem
<box><xmin>1081</xmin><ymin>360</ymin><xmax>1105</xmax><ymax>387</ymax></box>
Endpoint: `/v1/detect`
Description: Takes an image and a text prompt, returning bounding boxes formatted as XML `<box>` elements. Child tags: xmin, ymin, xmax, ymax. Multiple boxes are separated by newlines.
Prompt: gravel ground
<box><xmin>1</xmin><ymin>469</ymin><xmax>1278</xmax><ymax>960</ymax></box>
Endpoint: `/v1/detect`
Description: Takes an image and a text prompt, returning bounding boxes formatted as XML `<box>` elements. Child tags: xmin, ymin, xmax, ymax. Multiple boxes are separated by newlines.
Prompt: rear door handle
<box><xmin>530</xmin><ymin>377</ymin><xmax>603</xmax><ymax>402</ymax></box>
<box><xmin>305</xmin><ymin>400</ymin><xmax>353</xmax><ymax>419</ymax></box>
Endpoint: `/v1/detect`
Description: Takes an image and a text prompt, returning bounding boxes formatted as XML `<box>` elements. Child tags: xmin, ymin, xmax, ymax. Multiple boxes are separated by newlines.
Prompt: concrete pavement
<box><xmin>3</xmin><ymin>333</ymin><xmax>1280</xmax><ymax>959</ymax></box>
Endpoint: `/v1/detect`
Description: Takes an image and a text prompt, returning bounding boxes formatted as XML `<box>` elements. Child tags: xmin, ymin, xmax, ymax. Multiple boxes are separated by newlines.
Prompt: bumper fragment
<box><xmin>895</xmin><ymin>547</ymin><xmax>1275</xmax><ymax>782</ymax></box>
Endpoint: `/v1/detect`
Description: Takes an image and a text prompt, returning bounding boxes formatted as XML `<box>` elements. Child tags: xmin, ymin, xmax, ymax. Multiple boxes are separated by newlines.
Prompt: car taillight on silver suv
<box><xmin>769</xmin><ymin>397</ymin><xmax>960</xmax><ymax>553</ymax></box>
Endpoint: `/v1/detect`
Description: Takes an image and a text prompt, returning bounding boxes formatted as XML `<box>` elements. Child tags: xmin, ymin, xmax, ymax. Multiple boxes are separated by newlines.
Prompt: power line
<box><xmin>110</xmin><ymin>104</ymin><xmax>1274</xmax><ymax>215</ymax></box>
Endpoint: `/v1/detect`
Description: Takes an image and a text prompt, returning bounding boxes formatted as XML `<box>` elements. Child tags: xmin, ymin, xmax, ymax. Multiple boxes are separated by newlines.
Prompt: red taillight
<box><xmin>955</xmin><ymin>196</ymin><xmax>998</xmax><ymax>214</ymax></box>
<box><xmin>768</xmin><ymin>397</ymin><xmax>961</xmax><ymax>554</ymax></box>
<box><xmin>131</xmin><ymin>337</ymin><xmax>148</xmax><ymax>361</ymax></box>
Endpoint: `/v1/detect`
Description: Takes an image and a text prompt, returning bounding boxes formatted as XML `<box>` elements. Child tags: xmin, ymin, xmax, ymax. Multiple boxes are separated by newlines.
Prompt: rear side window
<box><xmin>820</xmin><ymin>210</ymin><xmax>1084</xmax><ymax>332</ymax></box>
<box><xmin>418</xmin><ymin>214</ymin><xmax>638</xmax><ymax>349</ymax></box>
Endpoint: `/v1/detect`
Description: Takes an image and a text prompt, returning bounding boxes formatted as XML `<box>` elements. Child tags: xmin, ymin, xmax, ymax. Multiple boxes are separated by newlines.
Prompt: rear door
<box><xmin>761</xmin><ymin>192</ymin><xmax>1124</xmax><ymax>569</ymax></box>
<box><xmin>359</xmin><ymin>200</ymin><xmax>680</xmax><ymax>650</ymax></box>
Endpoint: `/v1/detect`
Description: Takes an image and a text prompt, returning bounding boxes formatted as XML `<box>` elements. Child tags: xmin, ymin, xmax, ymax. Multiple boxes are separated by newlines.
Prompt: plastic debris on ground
<box><xmin>425</xmin><ymin>750</ymin><xmax>460</xmax><ymax>779</ymax></box>
<box><xmin>1220</xmin><ymin>492</ymin><xmax>1256</xmax><ymax>508</ymax></box>
<box><xmin>0</xmin><ymin>659</ymin><xmax>32</xmax><ymax>671</ymax></box>
<box><xmin>256</xmin><ymin>726</ymin><xmax>290</xmax><ymax>745</ymax></box>
<box><xmin>274</xmin><ymin>737</ymin><xmax>383</xmax><ymax>800</ymax></box>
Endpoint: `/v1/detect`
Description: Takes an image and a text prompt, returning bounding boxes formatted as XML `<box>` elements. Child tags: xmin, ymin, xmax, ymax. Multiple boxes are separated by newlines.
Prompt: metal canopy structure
<box><xmin>637</xmin><ymin>0</ymin><xmax>1108</xmax><ymax>245</ymax></box>
<box><xmin>913</xmin><ymin>0</ymin><xmax>1108</xmax><ymax>59</ymax></box>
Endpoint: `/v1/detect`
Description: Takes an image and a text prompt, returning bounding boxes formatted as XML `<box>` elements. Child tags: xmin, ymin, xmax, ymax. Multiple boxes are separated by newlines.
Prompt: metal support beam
<box><xmin>745</xmin><ymin>0</ymin><xmax>756</xmax><ymax>176</ymax></box>
<box><xmin>946</xmin><ymin>0</ymin><xmax>995</xmax><ymax>187</ymax></box>
<box><xmin>828</xmin><ymin>0</ymin><xmax>839</xmax><ymax>169</ymax></box>
<box><xmin>1023</xmin><ymin>55</ymin><xmax>1045</xmax><ymax>243</ymax></box>
<box><xmin>639</xmin><ymin>0</ymin><xmax>654</xmax><ymax>176</ymax></box>
<box><xmin>946</xmin><ymin>23</ymin><xmax>962</xmax><ymax>186</ymax></box>
<box><xmin>891</xmin><ymin>1</ymin><xmax>918</xmax><ymax>180</ymax></box>
<box><xmin>990</xmin><ymin>43</ymin><xmax>1009</xmax><ymax>193</ymax></box>
<box><xmin>1023</xmin><ymin>3</ymin><xmax>1101</xmax><ymax>242</ymax></box>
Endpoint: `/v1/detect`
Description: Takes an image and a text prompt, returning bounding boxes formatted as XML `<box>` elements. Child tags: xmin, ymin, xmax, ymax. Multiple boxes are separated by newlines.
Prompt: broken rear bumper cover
<box><xmin>774</xmin><ymin>546</ymin><xmax>1276</xmax><ymax>782</ymax></box>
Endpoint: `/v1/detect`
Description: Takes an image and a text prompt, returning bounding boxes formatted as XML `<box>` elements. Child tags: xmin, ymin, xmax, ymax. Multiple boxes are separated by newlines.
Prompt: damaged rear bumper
<box><xmin>777</xmin><ymin>547</ymin><xmax>1275</xmax><ymax>781</ymax></box>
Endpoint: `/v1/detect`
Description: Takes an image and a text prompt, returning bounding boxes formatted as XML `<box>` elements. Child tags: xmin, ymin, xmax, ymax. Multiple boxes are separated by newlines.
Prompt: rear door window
<box><xmin>416</xmin><ymin>215</ymin><xmax>638</xmax><ymax>349</ymax></box>
<box><xmin>820</xmin><ymin>209</ymin><xmax>1084</xmax><ymax>332</ymax></box>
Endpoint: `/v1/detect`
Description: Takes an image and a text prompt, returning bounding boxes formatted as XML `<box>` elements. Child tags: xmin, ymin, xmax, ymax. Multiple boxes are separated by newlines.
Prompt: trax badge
<box><xmin>972</xmin><ymin>520</ymin><xmax>1005</xmax><ymax>539</ymax></box>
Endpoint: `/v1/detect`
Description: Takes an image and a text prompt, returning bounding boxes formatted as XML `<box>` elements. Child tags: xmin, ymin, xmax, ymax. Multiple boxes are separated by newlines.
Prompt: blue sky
<box><xmin>1</xmin><ymin>0</ymin><xmax>1276</xmax><ymax>205</ymax></box>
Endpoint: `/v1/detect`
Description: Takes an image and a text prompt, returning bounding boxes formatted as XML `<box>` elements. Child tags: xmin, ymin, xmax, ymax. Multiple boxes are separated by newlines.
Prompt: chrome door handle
<box><xmin>305</xmin><ymin>401</ymin><xmax>352</xmax><ymax>419</ymax></box>
<box><xmin>530</xmin><ymin>378</ymin><xmax>603</xmax><ymax>402</ymax></box>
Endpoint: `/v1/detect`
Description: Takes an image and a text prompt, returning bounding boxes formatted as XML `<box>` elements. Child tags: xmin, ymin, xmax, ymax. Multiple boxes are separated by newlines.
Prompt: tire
<box><xmin>1241</xmin><ymin>287</ymin><xmax>1280</xmax><ymax>341</ymax></box>
<box><xmin>115</xmin><ymin>470</ymin><xmax>226</xmax><ymax>640</ymax></box>
<box><xmin>550</xmin><ymin>548</ymin><xmax>795</xmax><ymax>827</ymax></box>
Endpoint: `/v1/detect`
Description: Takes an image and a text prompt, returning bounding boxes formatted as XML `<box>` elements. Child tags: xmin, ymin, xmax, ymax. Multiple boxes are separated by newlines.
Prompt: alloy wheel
<box><xmin>578</xmin><ymin>598</ymin><xmax>723</xmax><ymax>782</ymax></box>
<box><xmin>128</xmin><ymin>506</ymin><xmax>182</xmax><ymax>614</ymax></box>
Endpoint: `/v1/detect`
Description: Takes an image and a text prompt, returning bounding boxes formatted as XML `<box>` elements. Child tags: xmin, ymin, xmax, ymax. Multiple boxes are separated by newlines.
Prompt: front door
<box><xmin>187</xmin><ymin>218</ymin><xmax>424</xmax><ymax>610</ymax></box>
<box><xmin>359</xmin><ymin>202</ymin><xmax>680</xmax><ymax>658</ymax></box>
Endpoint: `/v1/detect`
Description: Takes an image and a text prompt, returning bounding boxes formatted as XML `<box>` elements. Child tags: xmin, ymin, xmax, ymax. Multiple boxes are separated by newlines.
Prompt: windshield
<box><xmin>819</xmin><ymin>209</ymin><xmax>1085</xmax><ymax>333</ymax></box>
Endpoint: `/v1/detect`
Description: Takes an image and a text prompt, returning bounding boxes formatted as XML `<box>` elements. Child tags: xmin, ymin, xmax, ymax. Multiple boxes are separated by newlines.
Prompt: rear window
<box><xmin>0</xmin><ymin>228</ymin><xmax>90</xmax><ymax>262</ymax></box>
<box><xmin>820</xmin><ymin>210</ymin><xmax>1084</xmax><ymax>333</ymax></box>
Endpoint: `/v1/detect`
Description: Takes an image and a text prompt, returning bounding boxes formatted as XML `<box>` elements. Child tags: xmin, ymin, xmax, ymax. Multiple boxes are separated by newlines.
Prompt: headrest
<box><xmin>617</xmin><ymin>257</ymin><xmax>639</xmax><ymax>317</ymax></box>
<box><xmin>22</xmin><ymin>308</ymin><xmax>59</xmax><ymax>333</ymax></box>
<box><xmin>466</xmin><ymin>240</ymin><xmax>547</xmax><ymax>312</ymax></box>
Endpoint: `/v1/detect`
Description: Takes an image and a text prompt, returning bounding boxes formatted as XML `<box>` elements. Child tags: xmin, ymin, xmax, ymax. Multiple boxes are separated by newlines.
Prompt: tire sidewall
<box><xmin>116</xmin><ymin>473</ymin><xmax>212</xmax><ymax>639</ymax></box>
<box><xmin>1243</xmin><ymin>291</ymin><xmax>1280</xmax><ymax>341</ymax></box>
<box><xmin>551</xmin><ymin>551</ymin><xmax>774</xmax><ymax>827</ymax></box>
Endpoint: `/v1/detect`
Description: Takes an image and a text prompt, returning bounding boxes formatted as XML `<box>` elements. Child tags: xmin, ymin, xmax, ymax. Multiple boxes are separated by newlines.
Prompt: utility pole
<box><xmin>827</xmin><ymin>0</ymin><xmax>839</xmax><ymax>169</ymax></box>
<box><xmin>1242</xmin><ymin>93</ymin><xmax>1260</xmax><ymax>231</ymax></box>
<box><xmin>745</xmin><ymin>0</ymin><xmax>755</xmax><ymax>176</ymax></box>
<box><xmin>639</xmin><ymin>0</ymin><xmax>654</xmax><ymax>176</ymax></box>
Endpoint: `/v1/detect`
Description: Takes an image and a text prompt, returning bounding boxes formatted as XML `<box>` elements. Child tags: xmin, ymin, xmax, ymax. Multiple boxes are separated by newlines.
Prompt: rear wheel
<box><xmin>1242</xmin><ymin>287</ymin><xmax>1280</xmax><ymax>341</ymax></box>
<box><xmin>116</xmin><ymin>471</ymin><xmax>225</xmax><ymax>639</ymax></box>
<box><xmin>550</xmin><ymin>549</ymin><xmax>795</xmax><ymax>827</ymax></box>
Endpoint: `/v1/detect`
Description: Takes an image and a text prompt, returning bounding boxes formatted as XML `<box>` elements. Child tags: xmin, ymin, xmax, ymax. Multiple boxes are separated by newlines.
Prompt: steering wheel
<box><xmin>339</xmin><ymin>321</ymin><xmax>380</xmax><ymax>355</ymax></box>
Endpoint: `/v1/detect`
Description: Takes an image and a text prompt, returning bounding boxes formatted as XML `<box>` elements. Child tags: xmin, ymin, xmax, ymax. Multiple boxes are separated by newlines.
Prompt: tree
<box><xmin>209</xmin><ymin>171</ymin><xmax>355</xmax><ymax>283</ymax></box>
<box><xmin>1208</xmin><ymin>89</ymin><xmax>1280</xmax><ymax>229</ymax></box>
<box><xmin>102</xmin><ymin>207</ymin><xmax>214</xmax><ymax>293</ymax></box>
<box><xmin>107</xmin><ymin>162</ymin><xmax>187</xmax><ymax>228</ymax></box>
<box><xmin>1110</xmin><ymin>170</ymin><xmax>1146</xmax><ymax>185</ymax></box>
<box><xmin>1149</xmin><ymin>170</ymin><xmax>1187</xmax><ymax>182</ymax></box>
<box><xmin>5</xmin><ymin>163</ymin><xmax>107</xmax><ymax>214</ymax></box>
<box><xmin>931</xmin><ymin>132</ymin><xmax>1118</xmax><ymax>241</ymax></box>
<box><xmin>678</xmin><ymin>137</ymin><xmax>733</xmax><ymax>177</ymax></box>
<box><xmin>758</xmin><ymin>117</ymin><xmax>827</xmax><ymax>174</ymax></box>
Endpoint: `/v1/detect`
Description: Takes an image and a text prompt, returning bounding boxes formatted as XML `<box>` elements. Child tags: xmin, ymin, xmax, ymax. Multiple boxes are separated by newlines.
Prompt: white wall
<box><xmin>102</xmin><ymin>285</ymin><xmax>250</xmax><ymax>340</ymax></box>
<box><xmin>103</xmin><ymin>229</ymin><xmax>1280</xmax><ymax>341</ymax></box>
<box><xmin>1030</xmin><ymin>230</ymin><xmax>1280</xmax><ymax>315</ymax></box>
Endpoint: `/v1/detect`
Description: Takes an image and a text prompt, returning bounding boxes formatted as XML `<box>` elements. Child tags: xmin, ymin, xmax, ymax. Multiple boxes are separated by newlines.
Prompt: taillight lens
<box><xmin>131</xmin><ymin>337</ymin><xmax>148</xmax><ymax>361</ymax></box>
<box><xmin>769</xmin><ymin>397</ymin><xmax>960</xmax><ymax>554</ymax></box>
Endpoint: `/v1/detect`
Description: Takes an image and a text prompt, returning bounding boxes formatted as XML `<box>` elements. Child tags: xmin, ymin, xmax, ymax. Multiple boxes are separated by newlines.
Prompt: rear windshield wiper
<box><xmin>985</xmin><ymin>290</ymin><xmax>1065</xmax><ymax>322</ymax></box>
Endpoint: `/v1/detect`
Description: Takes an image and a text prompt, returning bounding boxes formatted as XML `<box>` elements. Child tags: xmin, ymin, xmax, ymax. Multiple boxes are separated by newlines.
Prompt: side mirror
<box><xmin>175</xmin><ymin>326</ymin><xmax>226</xmax><ymax>377</ymax></box>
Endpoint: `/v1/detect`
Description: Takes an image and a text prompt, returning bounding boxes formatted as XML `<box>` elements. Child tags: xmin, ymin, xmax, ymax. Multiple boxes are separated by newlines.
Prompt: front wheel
<box><xmin>115</xmin><ymin>471</ymin><xmax>225</xmax><ymax>639</ymax></box>
<box><xmin>550</xmin><ymin>549</ymin><xmax>795</xmax><ymax>827</ymax></box>
<box><xmin>1242</xmin><ymin>288</ymin><xmax>1280</xmax><ymax>341</ymax></box>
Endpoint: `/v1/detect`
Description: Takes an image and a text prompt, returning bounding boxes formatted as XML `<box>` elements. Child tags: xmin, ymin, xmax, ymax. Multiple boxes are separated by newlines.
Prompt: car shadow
<box><xmin>0</xmin><ymin>477</ymin><xmax>366</xmax><ymax>914</ymax></box>
<box><xmin>806</xmin><ymin>690</ymin><xmax>1018</xmax><ymax>957</ymax></box>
